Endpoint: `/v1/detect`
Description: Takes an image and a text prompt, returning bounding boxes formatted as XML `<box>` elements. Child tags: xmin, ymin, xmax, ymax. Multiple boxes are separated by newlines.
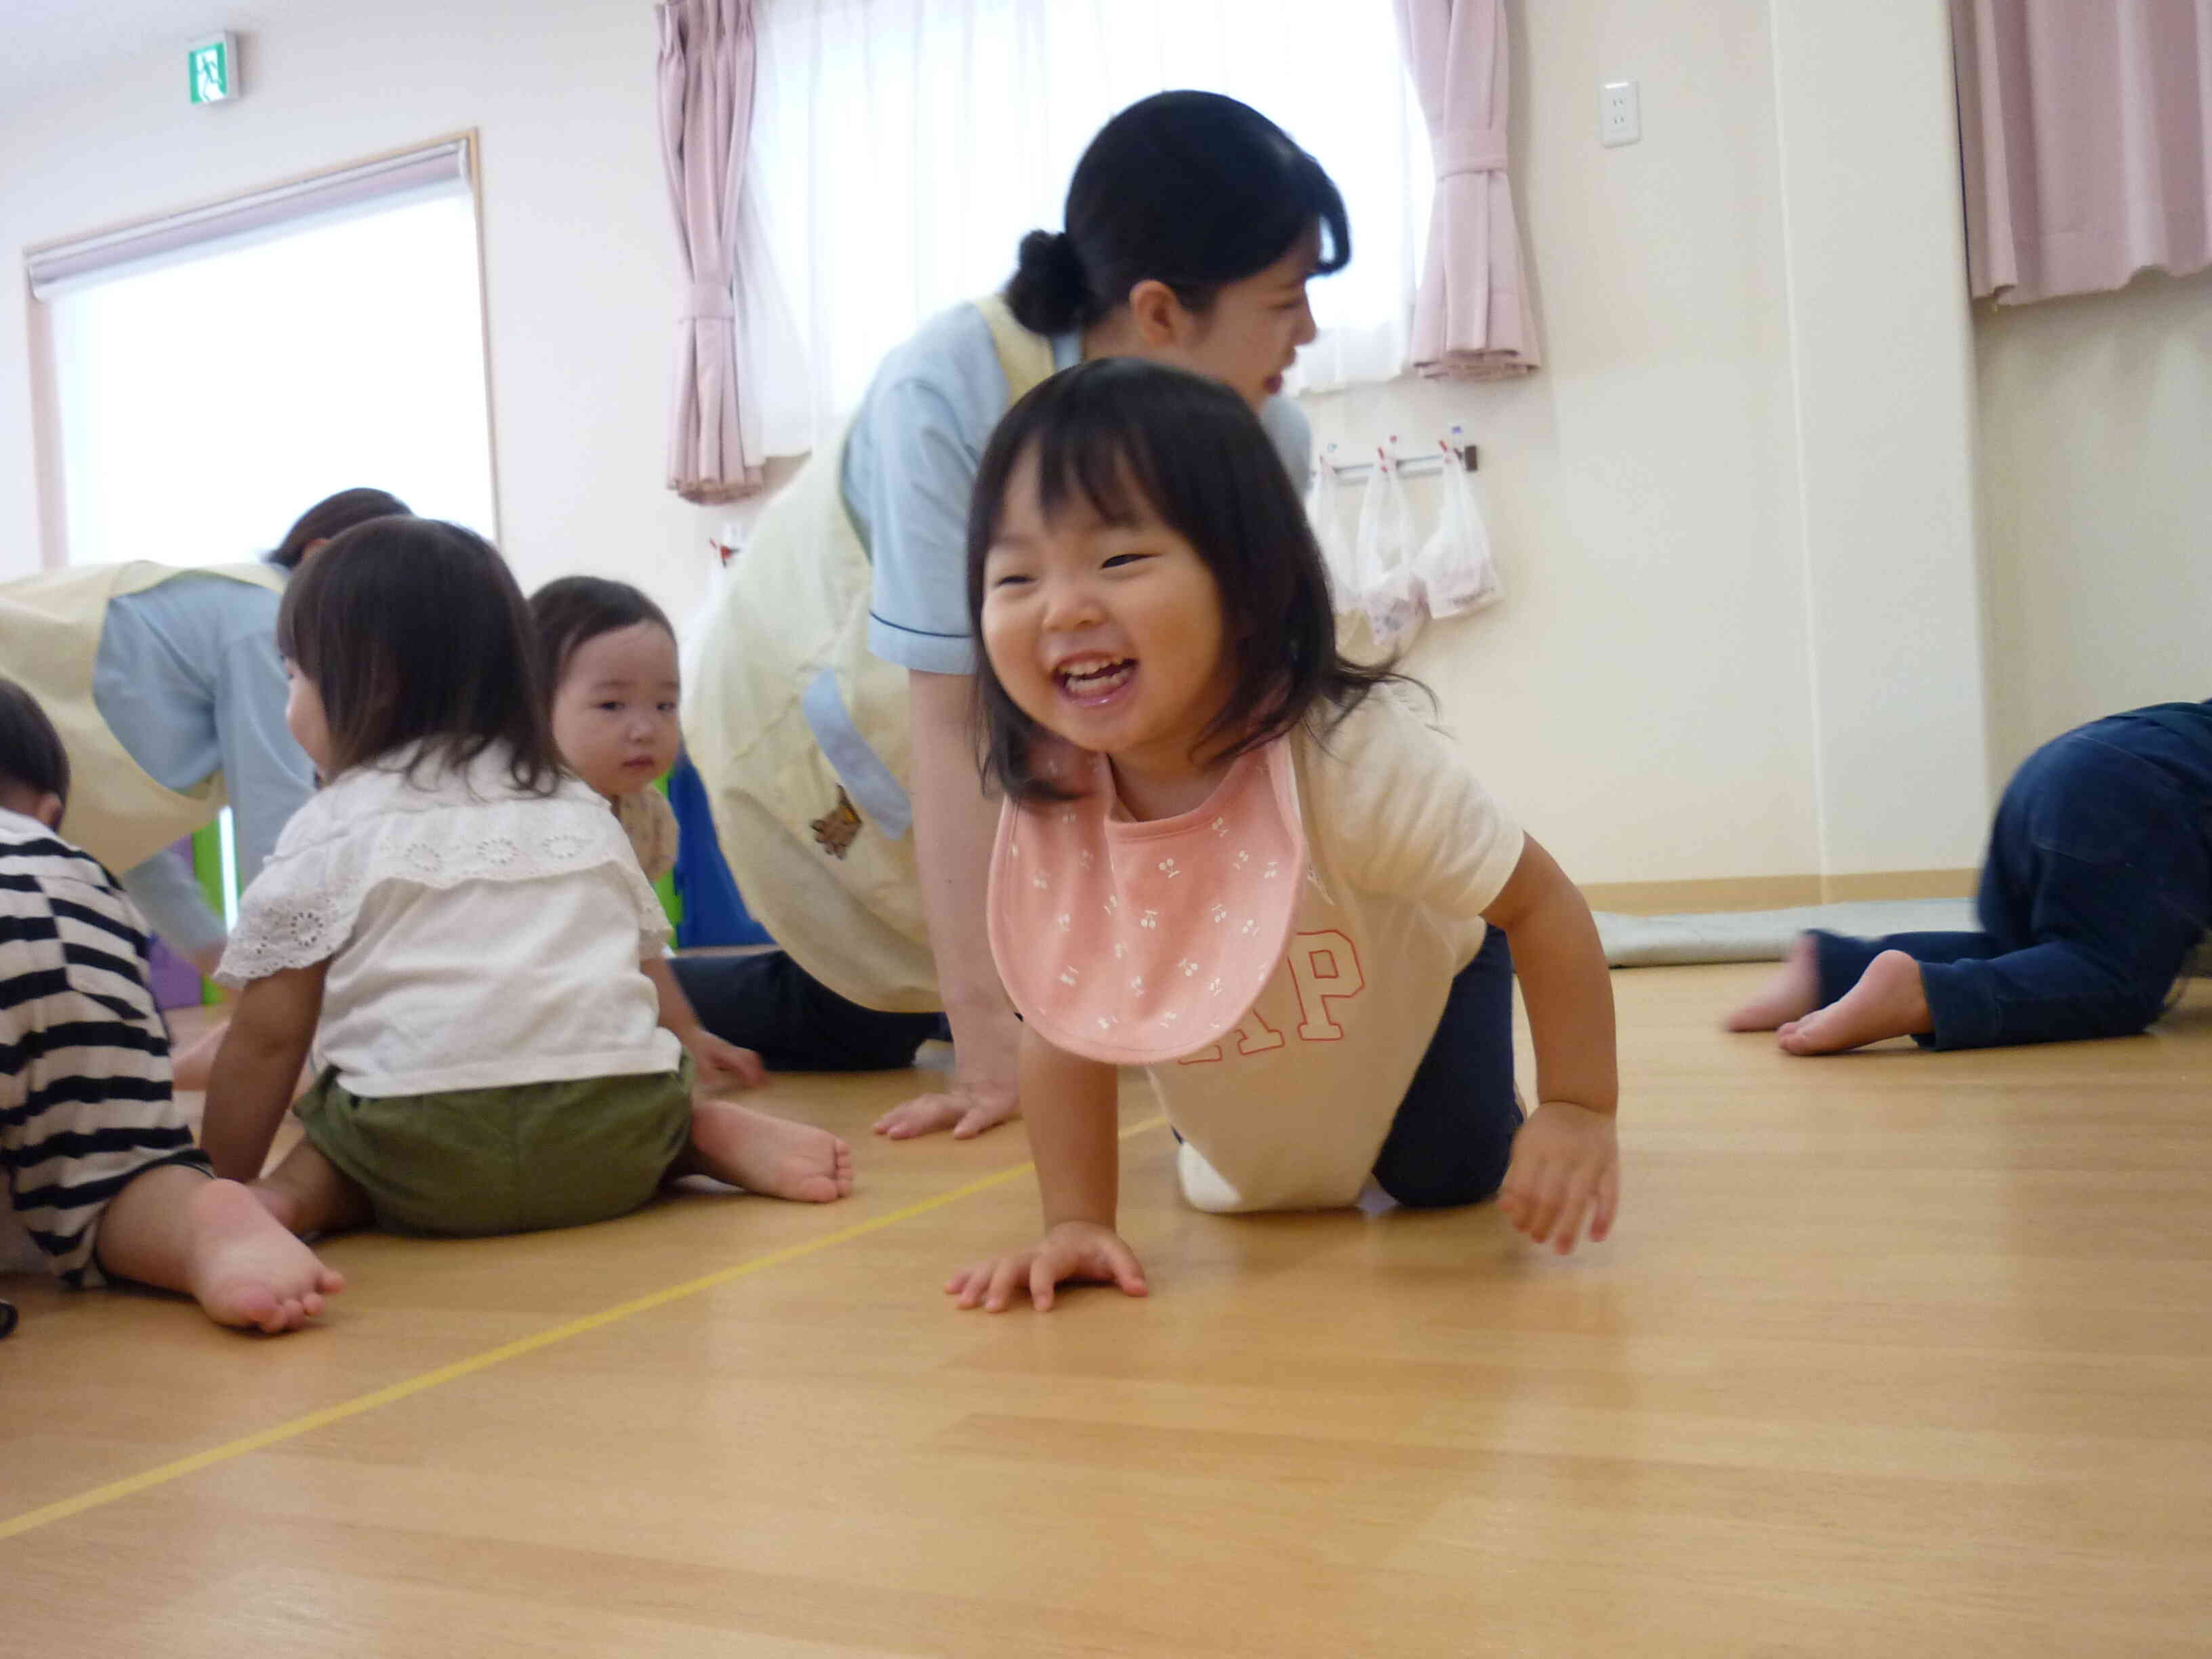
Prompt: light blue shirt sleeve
<box><xmin>119</xmin><ymin>846</ymin><xmax>224</xmax><ymax>959</ymax></box>
<box><xmin>94</xmin><ymin>573</ymin><xmax>314</xmax><ymax>948</ymax></box>
<box><xmin>846</xmin><ymin>303</ymin><xmax>1314</xmax><ymax>678</ymax></box>
<box><xmin>848</xmin><ymin>305</ymin><xmax>1037</xmax><ymax>676</ymax></box>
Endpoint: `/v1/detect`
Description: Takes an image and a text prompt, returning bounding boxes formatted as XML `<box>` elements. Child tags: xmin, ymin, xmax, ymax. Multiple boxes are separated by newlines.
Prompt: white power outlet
<box><xmin>1600</xmin><ymin>79</ymin><xmax>1640</xmax><ymax>147</ymax></box>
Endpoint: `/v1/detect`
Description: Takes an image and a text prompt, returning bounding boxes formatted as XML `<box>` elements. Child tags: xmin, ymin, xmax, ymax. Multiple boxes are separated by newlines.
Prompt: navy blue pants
<box><xmin>1370</xmin><ymin>925</ymin><xmax>1524</xmax><ymax>1207</ymax></box>
<box><xmin>671</xmin><ymin>951</ymin><xmax>945</xmax><ymax>1071</ymax></box>
<box><xmin>1811</xmin><ymin>717</ymin><xmax>2212</xmax><ymax>1050</ymax></box>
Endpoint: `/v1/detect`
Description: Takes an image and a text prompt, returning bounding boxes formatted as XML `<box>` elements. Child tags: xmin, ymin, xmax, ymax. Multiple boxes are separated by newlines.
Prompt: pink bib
<box><xmin>989</xmin><ymin>741</ymin><xmax>1307</xmax><ymax>1065</ymax></box>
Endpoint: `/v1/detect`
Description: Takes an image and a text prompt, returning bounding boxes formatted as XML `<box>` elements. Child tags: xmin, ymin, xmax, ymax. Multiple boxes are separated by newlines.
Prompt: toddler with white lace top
<box><xmin>947</xmin><ymin>360</ymin><xmax>1622</xmax><ymax>1313</ymax></box>
<box><xmin>199</xmin><ymin>518</ymin><xmax>852</xmax><ymax>1244</ymax></box>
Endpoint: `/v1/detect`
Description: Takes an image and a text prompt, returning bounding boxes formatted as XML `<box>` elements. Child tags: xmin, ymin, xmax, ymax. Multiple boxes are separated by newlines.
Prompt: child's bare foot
<box><xmin>1724</xmin><ymin>934</ymin><xmax>1823</xmax><ymax>1031</ymax></box>
<box><xmin>686</xmin><ymin>1099</ymin><xmax>854</xmax><ymax>1204</ymax></box>
<box><xmin>249</xmin><ymin>1181</ymin><xmax>304</xmax><ymax>1235</ymax></box>
<box><xmin>1776</xmin><ymin>949</ymin><xmax>1931</xmax><ymax>1054</ymax></box>
<box><xmin>184</xmin><ymin>1179</ymin><xmax>346</xmax><ymax>1333</ymax></box>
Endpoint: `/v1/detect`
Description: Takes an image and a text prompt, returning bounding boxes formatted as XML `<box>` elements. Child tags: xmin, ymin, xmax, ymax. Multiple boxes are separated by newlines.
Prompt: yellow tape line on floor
<box><xmin>0</xmin><ymin>1113</ymin><xmax>1166</xmax><ymax>1542</ymax></box>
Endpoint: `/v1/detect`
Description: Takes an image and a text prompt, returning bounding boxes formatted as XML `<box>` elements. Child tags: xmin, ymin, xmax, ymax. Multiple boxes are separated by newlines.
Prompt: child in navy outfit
<box><xmin>1728</xmin><ymin>699</ymin><xmax>2211</xmax><ymax>1052</ymax></box>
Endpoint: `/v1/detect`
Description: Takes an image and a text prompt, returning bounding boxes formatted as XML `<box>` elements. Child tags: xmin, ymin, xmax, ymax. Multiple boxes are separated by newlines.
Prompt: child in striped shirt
<box><xmin>0</xmin><ymin>676</ymin><xmax>342</xmax><ymax>1332</ymax></box>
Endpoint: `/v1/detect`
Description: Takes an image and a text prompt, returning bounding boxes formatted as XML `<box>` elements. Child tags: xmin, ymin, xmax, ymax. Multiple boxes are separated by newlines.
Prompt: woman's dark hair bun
<box><xmin>1001</xmin><ymin>92</ymin><xmax>1349</xmax><ymax>339</ymax></box>
<box><xmin>1006</xmin><ymin>228</ymin><xmax>1090</xmax><ymax>335</ymax></box>
<box><xmin>269</xmin><ymin>487</ymin><xmax>412</xmax><ymax>570</ymax></box>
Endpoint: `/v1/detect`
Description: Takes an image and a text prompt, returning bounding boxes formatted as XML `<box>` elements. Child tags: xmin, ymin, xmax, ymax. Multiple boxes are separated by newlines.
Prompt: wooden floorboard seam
<box><xmin>0</xmin><ymin>1113</ymin><xmax>1167</xmax><ymax>1543</ymax></box>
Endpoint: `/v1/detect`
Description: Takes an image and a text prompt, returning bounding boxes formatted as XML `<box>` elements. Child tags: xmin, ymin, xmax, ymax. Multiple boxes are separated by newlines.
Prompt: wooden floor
<box><xmin>5</xmin><ymin>966</ymin><xmax>2211</xmax><ymax>1656</ymax></box>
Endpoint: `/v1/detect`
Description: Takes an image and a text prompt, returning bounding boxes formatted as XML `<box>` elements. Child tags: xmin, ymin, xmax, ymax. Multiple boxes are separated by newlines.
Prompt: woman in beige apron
<box><xmin>683</xmin><ymin>92</ymin><xmax>1350</xmax><ymax>1138</ymax></box>
<box><xmin>0</xmin><ymin>487</ymin><xmax>407</xmax><ymax>970</ymax></box>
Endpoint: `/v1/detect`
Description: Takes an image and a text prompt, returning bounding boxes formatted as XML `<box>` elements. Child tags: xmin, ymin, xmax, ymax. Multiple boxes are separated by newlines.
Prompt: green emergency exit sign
<box><xmin>188</xmin><ymin>35</ymin><xmax>237</xmax><ymax>105</ymax></box>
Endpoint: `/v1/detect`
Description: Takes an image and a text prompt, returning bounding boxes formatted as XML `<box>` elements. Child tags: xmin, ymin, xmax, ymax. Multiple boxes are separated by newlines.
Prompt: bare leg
<box><xmin>1723</xmin><ymin>934</ymin><xmax>1822</xmax><ymax>1031</ymax></box>
<box><xmin>1776</xmin><ymin>949</ymin><xmax>1933</xmax><ymax>1054</ymax></box>
<box><xmin>253</xmin><ymin>1139</ymin><xmax>375</xmax><ymax>1237</ymax></box>
<box><xmin>94</xmin><ymin>1166</ymin><xmax>345</xmax><ymax>1334</ymax></box>
<box><xmin>676</xmin><ymin>1099</ymin><xmax>855</xmax><ymax>1204</ymax></box>
<box><xmin>170</xmin><ymin>1019</ymin><xmax>228</xmax><ymax>1092</ymax></box>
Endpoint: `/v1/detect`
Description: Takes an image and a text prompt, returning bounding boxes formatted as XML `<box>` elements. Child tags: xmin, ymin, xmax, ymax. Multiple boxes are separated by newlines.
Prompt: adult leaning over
<box><xmin>684</xmin><ymin>91</ymin><xmax>1347</xmax><ymax>1139</ymax></box>
<box><xmin>0</xmin><ymin>487</ymin><xmax>409</xmax><ymax>973</ymax></box>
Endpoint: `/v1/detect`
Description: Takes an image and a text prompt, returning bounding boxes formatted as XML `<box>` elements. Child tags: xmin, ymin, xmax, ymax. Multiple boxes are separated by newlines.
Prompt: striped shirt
<box><xmin>1</xmin><ymin>808</ymin><xmax>205</xmax><ymax>1286</ymax></box>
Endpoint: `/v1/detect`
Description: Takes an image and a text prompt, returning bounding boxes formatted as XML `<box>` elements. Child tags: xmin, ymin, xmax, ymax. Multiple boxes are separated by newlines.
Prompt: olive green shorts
<box><xmin>296</xmin><ymin>1061</ymin><xmax>693</xmax><ymax>1237</ymax></box>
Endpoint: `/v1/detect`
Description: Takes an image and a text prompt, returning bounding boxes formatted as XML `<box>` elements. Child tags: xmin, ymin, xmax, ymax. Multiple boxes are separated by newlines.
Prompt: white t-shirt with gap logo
<box><xmin>1164</xmin><ymin>689</ymin><xmax>1522</xmax><ymax>1212</ymax></box>
<box><xmin>1002</xmin><ymin>687</ymin><xmax>1524</xmax><ymax>1214</ymax></box>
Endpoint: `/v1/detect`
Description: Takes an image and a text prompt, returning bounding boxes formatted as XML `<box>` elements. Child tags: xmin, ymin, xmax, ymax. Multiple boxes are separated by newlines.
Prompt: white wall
<box><xmin>1764</xmin><ymin>0</ymin><xmax>1989</xmax><ymax>879</ymax></box>
<box><xmin>1304</xmin><ymin>0</ymin><xmax>1816</xmax><ymax>888</ymax></box>
<box><xmin>1975</xmin><ymin>266</ymin><xmax>2212</xmax><ymax>781</ymax></box>
<box><xmin>0</xmin><ymin>0</ymin><xmax>722</xmax><ymax>613</ymax></box>
<box><xmin>1305</xmin><ymin>0</ymin><xmax>1988</xmax><ymax>888</ymax></box>
<box><xmin>0</xmin><ymin>0</ymin><xmax>1996</xmax><ymax>892</ymax></box>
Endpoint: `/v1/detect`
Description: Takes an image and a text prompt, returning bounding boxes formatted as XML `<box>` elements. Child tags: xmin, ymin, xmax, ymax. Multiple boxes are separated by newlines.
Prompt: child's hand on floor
<box><xmin>945</xmin><ymin>1220</ymin><xmax>1149</xmax><ymax>1312</ymax></box>
<box><xmin>1498</xmin><ymin>1101</ymin><xmax>1620</xmax><ymax>1256</ymax></box>
<box><xmin>874</xmin><ymin>1082</ymin><xmax>1019</xmax><ymax>1141</ymax></box>
<box><xmin>684</xmin><ymin>1030</ymin><xmax>767</xmax><ymax>1092</ymax></box>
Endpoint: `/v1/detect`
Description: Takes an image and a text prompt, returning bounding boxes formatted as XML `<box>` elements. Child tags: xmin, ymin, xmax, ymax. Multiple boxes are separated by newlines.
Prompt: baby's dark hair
<box><xmin>528</xmin><ymin>576</ymin><xmax>677</xmax><ymax>699</ymax></box>
<box><xmin>966</xmin><ymin>358</ymin><xmax>1400</xmax><ymax>804</ymax></box>
<box><xmin>0</xmin><ymin>676</ymin><xmax>69</xmax><ymax>809</ymax></box>
<box><xmin>268</xmin><ymin>487</ymin><xmax>411</xmax><ymax>570</ymax></box>
<box><xmin>1005</xmin><ymin>91</ymin><xmax>1351</xmax><ymax>335</ymax></box>
<box><xmin>277</xmin><ymin>516</ymin><xmax>560</xmax><ymax>792</ymax></box>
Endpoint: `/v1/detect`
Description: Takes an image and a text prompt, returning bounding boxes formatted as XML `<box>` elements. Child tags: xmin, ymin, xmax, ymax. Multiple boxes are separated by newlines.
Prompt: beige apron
<box><xmin>684</xmin><ymin>296</ymin><xmax>1054</xmax><ymax>1012</ymax></box>
<box><xmin>0</xmin><ymin>560</ymin><xmax>285</xmax><ymax>872</ymax></box>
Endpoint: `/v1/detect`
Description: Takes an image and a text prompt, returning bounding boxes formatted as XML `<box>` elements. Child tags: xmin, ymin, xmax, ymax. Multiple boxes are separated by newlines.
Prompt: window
<box><xmin>743</xmin><ymin>0</ymin><xmax>1429</xmax><ymax>452</ymax></box>
<box><xmin>32</xmin><ymin>140</ymin><xmax>497</xmax><ymax>568</ymax></box>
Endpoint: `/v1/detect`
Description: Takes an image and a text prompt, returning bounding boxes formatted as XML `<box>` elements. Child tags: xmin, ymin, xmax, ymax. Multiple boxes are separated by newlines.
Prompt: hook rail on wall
<box><xmin>1320</xmin><ymin>426</ymin><xmax>1479</xmax><ymax>485</ymax></box>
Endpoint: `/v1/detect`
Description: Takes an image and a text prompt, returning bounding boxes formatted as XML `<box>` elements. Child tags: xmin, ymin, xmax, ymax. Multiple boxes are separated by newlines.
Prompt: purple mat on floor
<box><xmin>146</xmin><ymin>937</ymin><xmax>204</xmax><ymax>1010</ymax></box>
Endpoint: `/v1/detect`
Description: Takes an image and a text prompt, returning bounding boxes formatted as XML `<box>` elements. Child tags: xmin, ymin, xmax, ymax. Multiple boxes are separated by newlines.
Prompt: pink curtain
<box><xmin>1393</xmin><ymin>0</ymin><xmax>1539</xmax><ymax>379</ymax></box>
<box><xmin>657</xmin><ymin>0</ymin><xmax>763</xmax><ymax>503</ymax></box>
<box><xmin>1953</xmin><ymin>0</ymin><xmax>2212</xmax><ymax>304</ymax></box>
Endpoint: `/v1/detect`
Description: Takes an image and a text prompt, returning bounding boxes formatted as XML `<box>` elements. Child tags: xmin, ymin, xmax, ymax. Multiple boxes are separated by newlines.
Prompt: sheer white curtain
<box><xmin>745</xmin><ymin>0</ymin><xmax>1428</xmax><ymax>453</ymax></box>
